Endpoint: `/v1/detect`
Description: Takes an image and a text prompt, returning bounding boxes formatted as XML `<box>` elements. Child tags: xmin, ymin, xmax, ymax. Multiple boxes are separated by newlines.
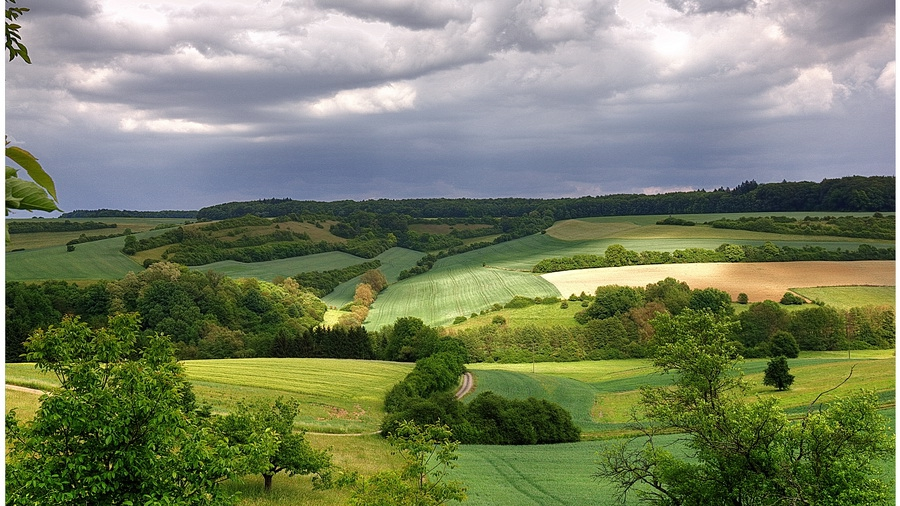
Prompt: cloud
<box><xmin>764</xmin><ymin>66</ymin><xmax>842</xmax><ymax>116</ymax></box>
<box><xmin>308</xmin><ymin>83</ymin><xmax>418</xmax><ymax>116</ymax></box>
<box><xmin>4</xmin><ymin>0</ymin><xmax>894</xmax><ymax>211</ymax></box>
<box><xmin>875</xmin><ymin>61</ymin><xmax>895</xmax><ymax>94</ymax></box>
<box><xmin>663</xmin><ymin>0</ymin><xmax>756</xmax><ymax>16</ymax></box>
<box><xmin>315</xmin><ymin>0</ymin><xmax>472</xmax><ymax>29</ymax></box>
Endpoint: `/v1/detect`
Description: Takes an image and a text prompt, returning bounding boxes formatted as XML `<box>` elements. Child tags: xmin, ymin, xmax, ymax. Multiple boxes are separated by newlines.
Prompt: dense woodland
<box><xmin>191</xmin><ymin>176</ymin><xmax>894</xmax><ymax>220</ymax></box>
<box><xmin>58</xmin><ymin>176</ymin><xmax>894</xmax><ymax>222</ymax></box>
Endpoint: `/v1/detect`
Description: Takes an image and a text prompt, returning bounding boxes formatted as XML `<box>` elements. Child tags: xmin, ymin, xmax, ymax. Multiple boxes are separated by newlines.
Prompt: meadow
<box><xmin>7</xmin><ymin>350</ymin><xmax>894</xmax><ymax>506</ymax></box>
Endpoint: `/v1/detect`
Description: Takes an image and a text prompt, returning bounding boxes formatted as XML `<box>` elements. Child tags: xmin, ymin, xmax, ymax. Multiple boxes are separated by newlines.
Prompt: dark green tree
<box><xmin>688</xmin><ymin>287</ymin><xmax>734</xmax><ymax>315</ymax></box>
<box><xmin>5</xmin><ymin>314</ymin><xmax>237</xmax><ymax>505</ymax></box>
<box><xmin>769</xmin><ymin>330</ymin><xmax>799</xmax><ymax>358</ymax></box>
<box><xmin>763</xmin><ymin>356</ymin><xmax>794</xmax><ymax>391</ymax></box>
<box><xmin>586</xmin><ymin>285</ymin><xmax>645</xmax><ymax>320</ymax></box>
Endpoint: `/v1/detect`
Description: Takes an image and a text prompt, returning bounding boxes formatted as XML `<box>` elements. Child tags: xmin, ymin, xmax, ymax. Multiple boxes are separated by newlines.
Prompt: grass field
<box><xmin>791</xmin><ymin>285</ymin><xmax>896</xmax><ymax>308</ymax></box>
<box><xmin>6</xmin><ymin>359</ymin><xmax>413</xmax><ymax>434</ymax></box>
<box><xmin>6</xmin><ymin>352</ymin><xmax>894</xmax><ymax>506</ymax></box>
<box><xmin>191</xmin><ymin>251</ymin><xmax>370</xmax><ymax>282</ymax></box>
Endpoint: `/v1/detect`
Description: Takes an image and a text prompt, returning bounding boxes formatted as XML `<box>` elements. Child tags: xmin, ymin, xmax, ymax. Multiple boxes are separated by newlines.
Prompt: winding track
<box><xmin>455</xmin><ymin>372</ymin><xmax>474</xmax><ymax>399</ymax></box>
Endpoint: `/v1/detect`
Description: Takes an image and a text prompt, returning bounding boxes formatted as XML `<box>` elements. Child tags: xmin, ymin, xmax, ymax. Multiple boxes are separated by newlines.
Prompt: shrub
<box><xmin>780</xmin><ymin>292</ymin><xmax>805</xmax><ymax>305</ymax></box>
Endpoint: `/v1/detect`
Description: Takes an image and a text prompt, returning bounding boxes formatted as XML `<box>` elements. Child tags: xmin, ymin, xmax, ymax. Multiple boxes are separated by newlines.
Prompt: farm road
<box><xmin>455</xmin><ymin>372</ymin><xmax>474</xmax><ymax>399</ymax></box>
<box><xmin>6</xmin><ymin>384</ymin><xmax>44</xmax><ymax>395</ymax></box>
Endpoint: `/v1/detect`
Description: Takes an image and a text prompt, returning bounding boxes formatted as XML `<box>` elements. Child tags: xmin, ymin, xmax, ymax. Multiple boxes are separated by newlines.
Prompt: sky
<box><xmin>4</xmin><ymin>0</ymin><xmax>896</xmax><ymax>212</ymax></box>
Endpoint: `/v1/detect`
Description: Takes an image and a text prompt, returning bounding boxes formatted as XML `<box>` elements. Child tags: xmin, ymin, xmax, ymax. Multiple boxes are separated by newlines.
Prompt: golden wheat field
<box><xmin>541</xmin><ymin>260</ymin><xmax>895</xmax><ymax>302</ymax></box>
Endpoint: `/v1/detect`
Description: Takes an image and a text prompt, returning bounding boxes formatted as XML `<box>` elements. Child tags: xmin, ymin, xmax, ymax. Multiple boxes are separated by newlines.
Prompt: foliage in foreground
<box><xmin>5</xmin><ymin>314</ymin><xmax>238</xmax><ymax>506</ymax></box>
<box><xmin>596</xmin><ymin>309</ymin><xmax>895</xmax><ymax>506</ymax></box>
<box><xmin>350</xmin><ymin>421</ymin><xmax>466</xmax><ymax>506</ymax></box>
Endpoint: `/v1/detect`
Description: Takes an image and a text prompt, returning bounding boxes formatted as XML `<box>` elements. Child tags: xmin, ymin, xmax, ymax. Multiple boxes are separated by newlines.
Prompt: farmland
<box><xmin>6</xmin><ymin>212</ymin><xmax>893</xmax><ymax>328</ymax></box>
<box><xmin>7</xmin><ymin>351</ymin><xmax>894</xmax><ymax>505</ymax></box>
<box><xmin>5</xmin><ymin>208</ymin><xmax>896</xmax><ymax>504</ymax></box>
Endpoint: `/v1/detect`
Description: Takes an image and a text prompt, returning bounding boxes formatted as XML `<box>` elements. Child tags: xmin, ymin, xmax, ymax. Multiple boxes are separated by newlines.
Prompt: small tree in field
<box><xmin>5</xmin><ymin>314</ymin><xmax>236</xmax><ymax>506</ymax></box>
<box><xmin>215</xmin><ymin>398</ymin><xmax>332</xmax><ymax>492</ymax></box>
<box><xmin>350</xmin><ymin>421</ymin><xmax>466</xmax><ymax>506</ymax></box>
<box><xmin>763</xmin><ymin>355</ymin><xmax>795</xmax><ymax>391</ymax></box>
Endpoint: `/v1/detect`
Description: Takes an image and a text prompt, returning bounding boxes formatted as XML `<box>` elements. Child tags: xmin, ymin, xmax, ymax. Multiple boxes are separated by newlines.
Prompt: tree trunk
<box><xmin>264</xmin><ymin>473</ymin><xmax>273</xmax><ymax>492</ymax></box>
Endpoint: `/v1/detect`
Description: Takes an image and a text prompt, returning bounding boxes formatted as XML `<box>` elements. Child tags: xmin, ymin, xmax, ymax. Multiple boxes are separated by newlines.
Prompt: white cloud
<box><xmin>764</xmin><ymin>66</ymin><xmax>841</xmax><ymax>116</ymax></box>
<box><xmin>875</xmin><ymin>61</ymin><xmax>895</xmax><ymax>94</ymax></box>
<box><xmin>308</xmin><ymin>83</ymin><xmax>418</xmax><ymax>116</ymax></box>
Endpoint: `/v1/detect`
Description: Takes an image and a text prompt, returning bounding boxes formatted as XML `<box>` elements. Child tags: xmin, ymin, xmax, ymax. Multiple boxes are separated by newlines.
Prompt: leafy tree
<box><xmin>763</xmin><ymin>356</ymin><xmax>794</xmax><ymax>391</ymax></box>
<box><xmin>5</xmin><ymin>314</ymin><xmax>237</xmax><ymax>505</ymax></box>
<box><xmin>215</xmin><ymin>398</ymin><xmax>332</xmax><ymax>492</ymax></box>
<box><xmin>350</xmin><ymin>421</ymin><xmax>466</xmax><ymax>506</ymax></box>
<box><xmin>644</xmin><ymin>277</ymin><xmax>691</xmax><ymax>314</ymax></box>
<box><xmin>789</xmin><ymin>306</ymin><xmax>845</xmax><ymax>351</ymax></box>
<box><xmin>736</xmin><ymin>300</ymin><xmax>789</xmax><ymax>351</ymax></box>
<box><xmin>586</xmin><ymin>285</ymin><xmax>645</xmax><ymax>320</ymax></box>
<box><xmin>361</xmin><ymin>268</ymin><xmax>389</xmax><ymax>293</ymax></box>
<box><xmin>769</xmin><ymin>330</ymin><xmax>799</xmax><ymax>358</ymax></box>
<box><xmin>597</xmin><ymin>309</ymin><xmax>894</xmax><ymax>506</ymax></box>
<box><xmin>688</xmin><ymin>287</ymin><xmax>733</xmax><ymax>315</ymax></box>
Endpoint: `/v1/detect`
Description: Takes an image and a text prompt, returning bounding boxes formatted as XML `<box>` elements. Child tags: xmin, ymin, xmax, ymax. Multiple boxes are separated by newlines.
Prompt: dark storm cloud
<box><xmin>4</xmin><ymin>0</ymin><xmax>894</xmax><ymax>212</ymax></box>
<box><xmin>315</xmin><ymin>0</ymin><xmax>473</xmax><ymax>30</ymax></box>
<box><xmin>663</xmin><ymin>0</ymin><xmax>757</xmax><ymax>16</ymax></box>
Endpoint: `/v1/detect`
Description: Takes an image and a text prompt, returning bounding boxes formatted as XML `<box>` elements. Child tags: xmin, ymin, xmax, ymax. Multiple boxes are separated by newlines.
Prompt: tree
<box><xmin>763</xmin><ymin>356</ymin><xmax>794</xmax><ymax>391</ymax></box>
<box><xmin>769</xmin><ymin>330</ymin><xmax>799</xmax><ymax>358</ymax></box>
<box><xmin>350</xmin><ymin>421</ymin><xmax>466</xmax><ymax>506</ymax></box>
<box><xmin>215</xmin><ymin>397</ymin><xmax>332</xmax><ymax>492</ymax></box>
<box><xmin>5</xmin><ymin>314</ymin><xmax>237</xmax><ymax>505</ymax></box>
<box><xmin>360</xmin><ymin>268</ymin><xmax>389</xmax><ymax>293</ymax></box>
<box><xmin>586</xmin><ymin>285</ymin><xmax>645</xmax><ymax>320</ymax></box>
<box><xmin>688</xmin><ymin>287</ymin><xmax>734</xmax><ymax>315</ymax></box>
<box><xmin>597</xmin><ymin>309</ymin><xmax>894</xmax><ymax>506</ymax></box>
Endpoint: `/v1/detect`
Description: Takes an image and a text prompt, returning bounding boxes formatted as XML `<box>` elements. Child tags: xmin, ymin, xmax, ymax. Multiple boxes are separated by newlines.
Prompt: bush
<box><xmin>780</xmin><ymin>292</ymin><xmax>805</xmax><ymax>305</ymax></box>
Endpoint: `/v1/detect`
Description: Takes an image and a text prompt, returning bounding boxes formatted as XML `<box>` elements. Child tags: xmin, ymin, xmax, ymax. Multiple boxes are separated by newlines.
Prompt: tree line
<box><xmin>706</xmin><ymin>213</ymin><xmax>894</xmax><ymax>240</ymax></box>
<box><xmin>448</xmin><ymin>280</ymin><xmax>894</xmax><ymax>362</ymax></box>
<box><xmin>195</xmin><ymin>176</ymin><xmax>894</xmax><ymax>221</ymax></box>
<box><xmin>532</xmin><ymin>242</ymin><xmax>894</xmax><ymax>273</ymax></box>
<box><xmin>7</xmin><ymin>219</ymin><xmax>117</xmax><ymax>233</ymax></box>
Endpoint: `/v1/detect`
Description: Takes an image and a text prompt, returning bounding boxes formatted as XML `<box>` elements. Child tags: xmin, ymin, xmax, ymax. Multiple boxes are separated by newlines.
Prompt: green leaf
<box><xmin>6</xmin><ymin>145</ymin><xmax>57</xmax><ymax>202</ymax></box>
<box><xmin>6</xmin><ymin>175</ymin><xmax>61</xmax><ymax>213</ymax></box>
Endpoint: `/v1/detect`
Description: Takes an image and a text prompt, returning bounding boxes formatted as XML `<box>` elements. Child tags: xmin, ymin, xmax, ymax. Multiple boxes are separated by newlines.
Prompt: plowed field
<box><xmin>541</xmin><ymin>260</ymin><xmax>895</xmax><ymax>301</ymax></box>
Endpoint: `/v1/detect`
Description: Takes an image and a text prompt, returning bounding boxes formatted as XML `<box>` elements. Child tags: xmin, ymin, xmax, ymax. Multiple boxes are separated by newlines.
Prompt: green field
<box><xmin>791</xmin><ymin>285</ymin><xmax>896</xmax><ymax>309</ymax></box>
<box><xmin>7</xmin><ymin>352</ymin><xmax>894</xmax><ymax>505</ymax></box>
<box><xmin>192</xmin><ymin>251</ymin><xmax>371</xmax><ymax>282</ymax></box>
<box><xmin>6</xmin><ymin>358</ymin><xmax>413</xmax><ymax>434</ymax></box>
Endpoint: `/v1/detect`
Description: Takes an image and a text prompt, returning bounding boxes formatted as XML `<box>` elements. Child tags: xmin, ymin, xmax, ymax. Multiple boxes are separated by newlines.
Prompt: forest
<box><xmin>191</xmin><ymin>176</ymin><xmax>894</xmax><ymax>220</ymax></box>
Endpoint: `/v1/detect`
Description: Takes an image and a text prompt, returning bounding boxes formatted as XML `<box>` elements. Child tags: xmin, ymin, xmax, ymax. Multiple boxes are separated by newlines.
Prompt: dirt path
<box><xmin>6</xmin><ymin>384</ymin><xmax>44</xmax><ymax>395</ymax></box>
<box><xmin>455</xmin><ymin>372</ymin><xmax>474</xmax><ymax>399</ymax></box>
